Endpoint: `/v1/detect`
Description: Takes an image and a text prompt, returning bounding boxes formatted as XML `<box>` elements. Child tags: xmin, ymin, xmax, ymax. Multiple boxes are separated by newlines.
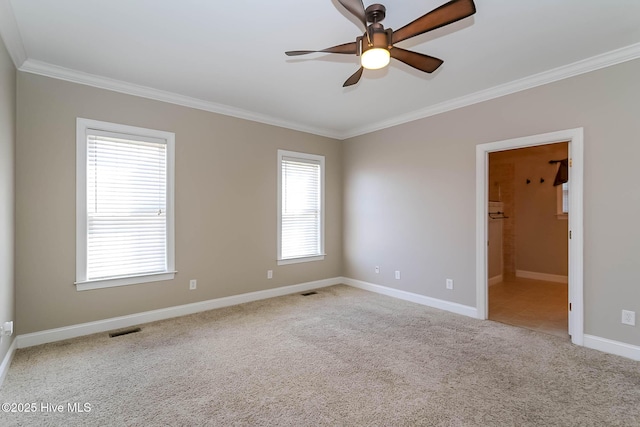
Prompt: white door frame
<box><xmin>475</xmin><ymin>128</ymin><xmax>584</xmax><ymax>346</ymax></box>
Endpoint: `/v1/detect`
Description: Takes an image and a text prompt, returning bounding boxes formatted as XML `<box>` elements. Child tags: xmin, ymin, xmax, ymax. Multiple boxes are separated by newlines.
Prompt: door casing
<box><xmin>475</xmin><ymin>128</ymin><xmax>584</xmax><ymax>345</ymax></box>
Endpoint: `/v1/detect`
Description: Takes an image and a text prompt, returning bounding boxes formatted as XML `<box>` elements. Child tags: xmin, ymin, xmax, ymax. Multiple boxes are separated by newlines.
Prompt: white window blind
<box><xmin>87</xmin><ymin>131</ymin><xmax>167</xmax><ymax>280</ymax></box>
<box><xmin>76</xmin><ymin>118</ymin><xmax>175</xmax><ymax>290</ymax></box>
<box><xmin>278</xmin><ymin>151</ymin><xmax>325</xmax><ymax>264</ymax></box>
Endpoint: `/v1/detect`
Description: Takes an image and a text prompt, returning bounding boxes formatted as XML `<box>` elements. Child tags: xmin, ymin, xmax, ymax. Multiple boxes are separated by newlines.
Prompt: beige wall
<box><xmin>0</xmin><ymin>37</ymin><xmax>16</xmax><ymax>363</ymax></box>
<box><xmin>343</xmin><ymin>58</ymin><xmax>640</xmax><ymax>346</ymax></box>
<box><xmin>490</xmin><ymin>143</ymin><xmax>569</xmax><ymax>277</ymax></box>
<box><xmin>10</xmin><ymin>55</ymin><xmax>640</xmax><ymax>349</ymax></box>
<box><xmin>15</xmin><ymin>73</ymin><xmax>342</xmax><ymax>334</ymax></box>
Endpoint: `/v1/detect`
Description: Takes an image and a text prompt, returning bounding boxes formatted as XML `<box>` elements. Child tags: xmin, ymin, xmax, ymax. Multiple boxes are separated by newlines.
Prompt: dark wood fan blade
<box><xmin>390</xmin><ymin>47</ymin><xmax>443</xmax><ymax>73</ymax></box>
<box><xmin>392</xmin><ymin>0</ymin><xmax>476</xmax><ymax>44</ymax></box>
<box><xmin>285</xmin><ymin>42</ymin><xmax>357</xmax><ymax>56</ymax></box>
<box><xmin>337</xmin><ymin>0</ymin><xmax>367</xmax><ymax>29</ymax></box>
<box><xmin>343</xmin><ymin>67</ymin><xmax>364</xmax><ymax>87</ymax></box>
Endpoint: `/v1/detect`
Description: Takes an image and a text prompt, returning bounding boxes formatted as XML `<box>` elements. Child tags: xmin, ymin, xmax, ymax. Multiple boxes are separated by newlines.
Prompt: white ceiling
<box><xmin>2</xmin><ymin>0</ymin><xmax>640</xmax><ymax>139</ymax></box>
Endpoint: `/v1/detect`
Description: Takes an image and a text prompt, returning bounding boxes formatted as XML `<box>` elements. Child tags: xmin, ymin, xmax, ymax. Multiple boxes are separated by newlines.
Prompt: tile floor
<box><xmin>488</xmin><ymin>277</ymin><xmax>569</xmax><ymax>339</ymax></box>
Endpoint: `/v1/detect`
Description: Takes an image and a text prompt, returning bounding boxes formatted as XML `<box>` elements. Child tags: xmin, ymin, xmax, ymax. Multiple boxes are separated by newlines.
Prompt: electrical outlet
<box><xmin>395</xmin><ymin>270</ymin><xmax>401</xmax><ymax>280</ymax></box>
<box><xmin>189</xmin><ymin>279</ymin><xmax>197</xmax><ymax>290</ymax></box>
<box><xmin>446</xmin><ymin>279</ymin><xmax>454</xmax><ymax>290</ymax></box>
<box><xmin>267</xmin><ymin>270</ymin><xmax>273</xmax><ymax>279</ymax></box>
<box><xmin>621</xmin><ymin>310</ymin><xmax>636</xmax><ymax>326</ymax></box>
<box><xmin>375</xmin><ymin>266</ymin><xmax>380</xmax><ymax>274</ymax></box>
<box><xmin>1</xmin><ymin>321</ymin><xmax>13</xmax><ymax>336</ymax></box>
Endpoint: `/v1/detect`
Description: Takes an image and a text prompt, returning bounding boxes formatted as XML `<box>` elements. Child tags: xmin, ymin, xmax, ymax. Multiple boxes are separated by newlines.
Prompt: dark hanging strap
<box><xmin>549</xmin><ymin>158</ymin><xmax>569</xmax><ymax>186</ymax></box>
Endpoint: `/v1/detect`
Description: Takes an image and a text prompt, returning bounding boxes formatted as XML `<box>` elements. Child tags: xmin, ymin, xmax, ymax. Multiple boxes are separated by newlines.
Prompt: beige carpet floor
<box><xmin>1</xmin><ymin>285</ymin><xmax>639</xmax><ymax>426</ymax></box>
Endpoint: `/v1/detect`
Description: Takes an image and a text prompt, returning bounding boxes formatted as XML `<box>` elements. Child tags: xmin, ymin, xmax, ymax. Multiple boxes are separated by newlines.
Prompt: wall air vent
<box><xmin>109</xmin><ymin>327</ymin><xmax>142</xmax><ymax>338</ymax></box>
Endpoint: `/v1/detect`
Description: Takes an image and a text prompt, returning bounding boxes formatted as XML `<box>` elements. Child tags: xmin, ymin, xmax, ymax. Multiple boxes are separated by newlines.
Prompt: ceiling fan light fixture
<box><xmin>360</xmin><ymin>24</ymin><xmax>392</xmax><ymax>70</ymax></box>
<box><xmin>361</xmin><ymin>47</ymin><xmax>390</xmax><ymax>70</ymax></box>
<box><xmin>285</xmin><ymin>0</ymin><xmax>477</xmax><ymax>86</ymax></box>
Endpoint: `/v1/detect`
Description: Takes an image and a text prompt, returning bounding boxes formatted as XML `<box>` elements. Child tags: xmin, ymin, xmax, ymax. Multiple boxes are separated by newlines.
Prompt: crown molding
<box><xmin>0</xmin><ymin>0</ymin><xmax>27</xmax><ymax>68</ymax></box>
<box><xmin>18</xmin><ymin>59</ymin><xmax>342</xmax><ymax>140</ymax></box>
<box><xmin>341</xmin><ymin>42</ymin><xmax>640</xmax><ymax>139</ymax></box>
<box><xmin>14</xmin><ymin>40</ymin><xmax>640</xmax><ymax>141</ymax></box>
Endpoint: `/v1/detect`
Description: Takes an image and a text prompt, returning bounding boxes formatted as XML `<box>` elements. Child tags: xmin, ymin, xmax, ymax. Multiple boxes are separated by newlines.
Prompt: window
<box><xmin>76</xmin><ymin>118</ymin><xmax>175</xmax><ymax>290</ymax></box>
<box><xmin>277</xmin><ymin>150</ymin><xmax>325</xmax><ymax>265</ymax></box>
<box><xmin>557</xmin><ymin>182</ymin><xmax>568</xmax><ymax>218</ymax></box>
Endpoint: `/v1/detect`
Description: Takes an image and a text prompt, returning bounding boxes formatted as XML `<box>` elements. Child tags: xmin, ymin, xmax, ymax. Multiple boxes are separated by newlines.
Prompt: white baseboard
<box><xmin>9</xmin><ymin>278</ymin><xmax>640</xmax><ymax>366</ymax></box>
<box><xmin>516</xmin><ymin>270</ymin><xmax>568</xmax><ymax>283</ymax></box>
<box><xmin>17</xmin><ymin>277</ymin><xmax>342</xmax><ymax>349</ymax></box>
<box><xmin>583</xmin><ymin>334</ymin><xmax>640</xmax><ymax>361</ymax></box>
<box><xmin>342</xmin><ymin>277</ymin><xmax>477</xmax><ymax>318</ymax></box>
<box><xmin>0</xmin><ymin>338</ymin><xmax>17</xmax><ymax>389</ymax></box>
<box><xmin>342</xmin><ymin>278</ymin><xmax>640</xmax><ymax>363</ymax></box>
<box><xmin>488</xmin><ymin>274</ymin><xmax>503</xmax><ymax>286</ymax></box>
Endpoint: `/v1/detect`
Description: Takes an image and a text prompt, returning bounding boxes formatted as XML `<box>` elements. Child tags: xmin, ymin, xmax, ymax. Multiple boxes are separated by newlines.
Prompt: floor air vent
<box><xmin>109</xmin><ymin>327</ymin><xmax>142</xmax><ymax>338</ymax></box>
<box><xmin>301</xmin><ymin>291</ymin><xmax>318</xmax><ymax>296</ymax></box>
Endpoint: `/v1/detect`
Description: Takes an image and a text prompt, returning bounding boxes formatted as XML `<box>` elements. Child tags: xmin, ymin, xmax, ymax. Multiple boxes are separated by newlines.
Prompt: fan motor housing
<box><xmin>369</xmin><ymin>28</ymin><xmax>391</xmax><ymax>49</ymax></box>
<box><xmin>358</xmin><ymin>27</ymin><xmax>393</xmax><ymax>56</ymax></box>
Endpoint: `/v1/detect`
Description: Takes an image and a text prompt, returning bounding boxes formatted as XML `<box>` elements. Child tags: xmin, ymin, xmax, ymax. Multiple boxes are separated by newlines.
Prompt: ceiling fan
<box><xmin>285</xmin><ymin>0</ymin><xmax>476</xmax><ymax>87</ymax></box>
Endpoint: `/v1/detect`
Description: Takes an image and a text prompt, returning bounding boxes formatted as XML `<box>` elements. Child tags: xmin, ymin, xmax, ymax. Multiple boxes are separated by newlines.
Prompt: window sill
<box><xmin>277</xmin><ymin>255</ymin><xmax>325</xmax><ymax>266</ymax></box>
<box><xmin>75</xmin><ymin>271</ymin><xmax>176</xmax><ymax>291</ymax></box>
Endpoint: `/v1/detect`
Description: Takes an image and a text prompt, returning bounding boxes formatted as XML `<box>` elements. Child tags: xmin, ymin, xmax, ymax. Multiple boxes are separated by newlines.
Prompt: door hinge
<box><xmin>569</xmin><ymin>158</ymin><xmax>573</xmax><ymax>167</ymax></box>
<box><xmin>569</xmin><ymin>302</ymin><xmax>572</xmax><ymax>311</ymax></box>
<box><xmin>569</xmin><ymin>230</ymin><xmax>572</xmax><ymax>239</ymax></box>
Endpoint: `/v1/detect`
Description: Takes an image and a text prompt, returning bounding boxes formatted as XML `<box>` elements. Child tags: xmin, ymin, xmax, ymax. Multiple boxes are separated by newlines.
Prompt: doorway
<box><xmin>487</xmin><ymin>142</ymin><xmax>569</xmax><ymax>338</ymax></box>
<box><xmin>475</xmin><ymin>128</ymin><xmax>584</xmax><ymax>346</ymax></box>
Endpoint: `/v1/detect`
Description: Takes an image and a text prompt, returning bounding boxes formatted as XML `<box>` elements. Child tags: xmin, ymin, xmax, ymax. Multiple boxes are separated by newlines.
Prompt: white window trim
<box><xmin>277</xmin><ymin>149</ymin><xmax>325</xmax><ymax>266</ymax></box>
<box><xmin>277</xmin><ymin>255</ymin><xmax>326</xmax><ymax>266</ymax></box>
<box><xmin>76</xmin><ymin>118</ymin><xmax>176</xmax><ymax>291</ymax></box>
